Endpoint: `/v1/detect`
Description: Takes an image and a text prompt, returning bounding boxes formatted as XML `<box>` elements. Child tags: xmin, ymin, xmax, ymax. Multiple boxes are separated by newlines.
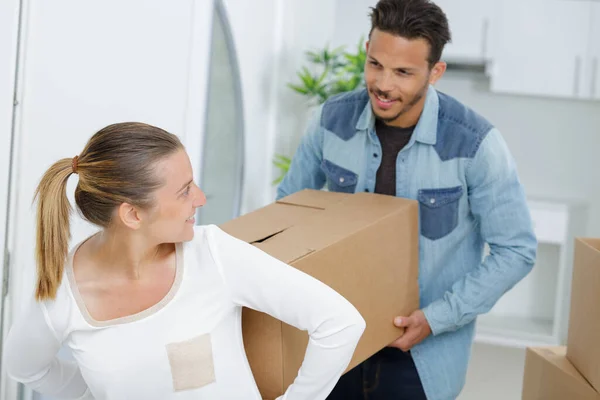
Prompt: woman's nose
<box><xmin>193</xmin><ymin>184</ymin><xmax>207</xmax><ymax>208</ymax></box>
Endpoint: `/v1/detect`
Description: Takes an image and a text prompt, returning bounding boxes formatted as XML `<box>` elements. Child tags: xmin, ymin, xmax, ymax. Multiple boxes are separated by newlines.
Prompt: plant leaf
<box><xmin>287</xmin><ymin>83</ymin><xmax>309</xmax><ymax>94</ymax></box>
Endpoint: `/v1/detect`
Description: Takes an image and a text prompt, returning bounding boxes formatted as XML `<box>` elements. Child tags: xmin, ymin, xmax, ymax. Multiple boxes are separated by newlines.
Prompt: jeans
<box><xmin>327</xmin><ymin>348</ymin><xmax>427</xmax><ymax>400</ymax></box>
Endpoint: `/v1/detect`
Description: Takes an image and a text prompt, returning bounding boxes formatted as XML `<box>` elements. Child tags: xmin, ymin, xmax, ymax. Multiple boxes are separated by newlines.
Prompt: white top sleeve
<box><xmin>4</xmin><ymin>298</ymin><xmax>93</xmax><ymax>400</ymax></box>
<box><xmin>208</xmin><ymin>226</ymin><xmax>366</xmax><ymax>400</ymax></box>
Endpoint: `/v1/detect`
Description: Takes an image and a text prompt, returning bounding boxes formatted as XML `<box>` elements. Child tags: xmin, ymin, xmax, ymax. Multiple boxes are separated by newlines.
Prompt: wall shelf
<box><xmin>474</xmin><ymin>198</ymin><xmax>587</xmax><ymax>348</ymax></box>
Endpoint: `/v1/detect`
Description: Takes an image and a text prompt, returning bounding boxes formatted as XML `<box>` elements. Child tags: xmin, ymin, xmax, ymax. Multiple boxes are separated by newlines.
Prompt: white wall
<box><xmin>269</xmin><ymin>0</ymin><xmax>337</xmax><ymax>199</ymax></box>
<box><xmin>331</xmin><ymin>0</ymin><xmax>375</xmax><ymax>49</ymax></box>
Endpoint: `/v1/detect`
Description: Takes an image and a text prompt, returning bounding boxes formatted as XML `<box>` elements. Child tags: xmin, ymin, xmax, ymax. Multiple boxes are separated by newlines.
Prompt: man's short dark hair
<box><xmin>369</xmin><ymin>0</ymin><xmax>452</xmax><ymax>67</ymax></box>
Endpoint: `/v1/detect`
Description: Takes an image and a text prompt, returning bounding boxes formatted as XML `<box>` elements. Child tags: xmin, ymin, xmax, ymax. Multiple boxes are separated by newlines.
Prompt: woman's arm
<box><xmin>207</xmin><ymin>225</ymin><xmax>366</xmax><ymax>400</ymax></box>
<box><xmin>4</xmin><ymin>298</ymin><xmax>92</xmax><ymax>399</ymax></box>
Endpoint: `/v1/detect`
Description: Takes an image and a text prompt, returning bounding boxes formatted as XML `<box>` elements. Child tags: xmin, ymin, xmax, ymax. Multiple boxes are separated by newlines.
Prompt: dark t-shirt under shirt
<box><xmin>374</xmin><ymin>119</ymin><xmax>415</xmax><ymax>196</ymax></box>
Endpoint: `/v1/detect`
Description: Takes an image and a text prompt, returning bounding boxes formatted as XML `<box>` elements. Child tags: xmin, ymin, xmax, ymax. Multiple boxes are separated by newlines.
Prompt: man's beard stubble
<box><xmin>371</xmin><ymin>80</ymin><xmax>429</xmax><ymax>124</ymax></box>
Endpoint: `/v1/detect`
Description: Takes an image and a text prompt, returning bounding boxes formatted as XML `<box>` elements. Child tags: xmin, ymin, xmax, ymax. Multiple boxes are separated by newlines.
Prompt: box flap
<box><xmin>277</xmin><ymin>189</ymin><xmax>349</xmax><ymax>210</ymax></box>
<box><xmin>264</xmin><ymin>192</ymin><xmax>416</xmax><ymax>260</ymax></box>
<box><xmin>219</xmin><ymin>203</ymin><xmax>321</xmax><ymax>244</ymax></box>
<box><xmin>579</xmin><ymin>237</ymin><xmax>600</xmax><ymax>253</ymax></box>
<box><xmin>532</xmin><ymin>347</ymin><xmax>586</xmax><ymax>380</ymax></box>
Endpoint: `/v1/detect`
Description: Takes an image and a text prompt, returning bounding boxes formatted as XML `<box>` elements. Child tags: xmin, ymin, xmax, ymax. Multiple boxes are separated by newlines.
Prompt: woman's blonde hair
<box><xmin>33</xmin><ymin>122</ymin><xmax>183</xmax><ymax>301</ymax></box>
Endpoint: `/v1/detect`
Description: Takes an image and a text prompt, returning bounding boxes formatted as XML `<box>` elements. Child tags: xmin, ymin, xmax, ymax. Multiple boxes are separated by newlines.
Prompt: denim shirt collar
<box><xmin>355</xmin><ymin>85</ymin><xmax>439</xmax><ymax>145</ymax></box>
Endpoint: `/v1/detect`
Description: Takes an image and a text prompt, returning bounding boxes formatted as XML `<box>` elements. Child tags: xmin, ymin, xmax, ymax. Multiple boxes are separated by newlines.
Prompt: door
<box><xmin>435</xmin><ymin>0</ymin><xmax>493</xmax><ymax>64</ymax></box>
<box><xmin>197</xmin><ymin>0</ymin><xmax>245</xmax><ymax>226</ymax></box>
<box><xmin>489</xmin><ymin>0</ymin><xmax>593</xmax><ymax>99</ymax></box>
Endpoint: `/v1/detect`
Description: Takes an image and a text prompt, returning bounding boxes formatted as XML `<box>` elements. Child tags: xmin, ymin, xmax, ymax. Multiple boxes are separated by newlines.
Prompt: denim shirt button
<box><xmin>430</xmin><ymin>198</ymin><xmax>436</xmax><ymax>204</ymax></box>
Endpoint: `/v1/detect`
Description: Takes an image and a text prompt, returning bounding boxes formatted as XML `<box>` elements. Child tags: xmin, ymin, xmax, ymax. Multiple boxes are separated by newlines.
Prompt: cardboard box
<box><xmin>220</xmin><ymin>189</ymin><xmax>419</xmax><ymax>399</ymax></box>
<box><xmin>522</xmin><ymin>347</ymin><xmax>600</xmax><ymax>400</ymax></box>
<box><xmin>567</xmin><ymin>238</ymin><xmax>600</xmax><ymax>393</ymax></box>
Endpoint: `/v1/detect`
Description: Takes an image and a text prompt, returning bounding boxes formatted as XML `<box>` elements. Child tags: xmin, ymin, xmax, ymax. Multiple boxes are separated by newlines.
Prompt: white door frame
<box><xmin>0</xmin><ymin>0</ymin><xmax>25</xmax><ymax>398</ymax></box>
<box><xmin>0</xmin><ymin>0</ymin><xmax>23</xmax><ymax>399</ymax></box>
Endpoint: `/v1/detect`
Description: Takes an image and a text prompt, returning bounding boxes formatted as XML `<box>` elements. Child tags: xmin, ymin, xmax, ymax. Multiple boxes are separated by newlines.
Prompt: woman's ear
<box><xmin>117</xmin><ymin>202</ymin><xmax>143</xmax><ymax>230</ymax></box>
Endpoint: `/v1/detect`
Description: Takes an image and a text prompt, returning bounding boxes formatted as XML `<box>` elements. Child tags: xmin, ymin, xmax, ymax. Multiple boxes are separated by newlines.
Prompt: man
<box><xmin>276</xmin><ymin>0</ymin><xmax>537</xmax><ymax>399</ymax></box>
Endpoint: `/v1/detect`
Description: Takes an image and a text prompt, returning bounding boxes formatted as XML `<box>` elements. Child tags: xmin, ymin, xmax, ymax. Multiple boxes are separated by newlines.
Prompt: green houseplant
<box><xmin>272</xmin><ymin>38</ymin><xmax>366</xmax><ymax>185</ymax></box>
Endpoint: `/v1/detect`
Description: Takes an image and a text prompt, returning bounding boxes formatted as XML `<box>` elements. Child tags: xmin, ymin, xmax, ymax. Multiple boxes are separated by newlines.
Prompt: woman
<box><xmin>4</xmin><ymin>122</ymin><xmax>366</xmax><ymax>400</ymax></box>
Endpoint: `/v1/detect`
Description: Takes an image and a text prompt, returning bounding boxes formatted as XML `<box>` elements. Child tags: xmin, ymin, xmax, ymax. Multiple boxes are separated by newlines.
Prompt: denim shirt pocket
<box><xmin>320</xmin><ymin>159</ymin><xmax>358</xmax><ymax>193</ymax></box>
<box><xmin>418</xmin><ymin>186</ymin><xmax>463</xmax><ymax>240</ymax></box>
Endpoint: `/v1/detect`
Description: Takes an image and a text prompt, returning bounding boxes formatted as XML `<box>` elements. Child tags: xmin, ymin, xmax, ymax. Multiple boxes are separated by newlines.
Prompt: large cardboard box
<box><xmin>522</xmin><ymin>347</ymin><xmax>600</xmax><ymax>400</ymax></box>
<box><xmin>567</xmin><ymin>238</ymin><xmax>600</xmax><ymax>393</ymax></box>
<box><xmin>220</xmin><ymin>189</ymin><xmax>419</xmax><ymax>399</ymax></box>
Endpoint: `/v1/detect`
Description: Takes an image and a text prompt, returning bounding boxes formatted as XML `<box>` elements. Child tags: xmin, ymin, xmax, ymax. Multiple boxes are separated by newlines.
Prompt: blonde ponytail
<box><xmin>33</xmin><ymin>158</ymin><xmax>74</xmax><ymax>301</ymax></box>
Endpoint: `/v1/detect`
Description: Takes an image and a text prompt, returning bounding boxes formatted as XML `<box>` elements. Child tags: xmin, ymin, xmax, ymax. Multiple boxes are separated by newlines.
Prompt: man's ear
<box><xmin>429</xmin><ymin>61</ymin><xmax>447</xmax><ymax>85</ymax></box>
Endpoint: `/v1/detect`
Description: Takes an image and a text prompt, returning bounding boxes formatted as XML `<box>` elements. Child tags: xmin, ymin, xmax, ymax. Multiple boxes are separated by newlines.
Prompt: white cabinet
<box><xmin>488</xmin><ymin>0</ymin><xmax>593</xmax><ymax>99</ymax></box>
<box><xmin>436</xmin><ymin>0</ymin><xmax>493</xmax><ymax>64</ymax></box>
<box><xmin>475</xmin><ymin>199</ymin><xmax>587</xmax><ymax>348</ymax></box>
<box><xmin>435</xmin><ymin>0</ymin><xmax>600</xmax><ymax>101</ymax></box>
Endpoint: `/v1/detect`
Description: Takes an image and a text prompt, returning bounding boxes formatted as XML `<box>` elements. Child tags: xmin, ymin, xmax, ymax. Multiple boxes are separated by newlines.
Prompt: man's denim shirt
<box><xmin>277</xmin><ymin>86</ymin><xmax>537</xmax><ymax>400</ymax></box>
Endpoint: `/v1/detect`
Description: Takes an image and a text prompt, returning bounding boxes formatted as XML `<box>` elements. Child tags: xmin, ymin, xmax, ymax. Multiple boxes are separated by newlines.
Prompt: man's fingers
<box><xmin>395</xmin><ymin>336</ymin><xmax>412</xmax><ymax>352</ymax></box>
<box><xmin>389</xmin><ymin>327</ymin><xmax>416</xmax><ymax>352</ymax></box>
<box><xmin>389</xmin><ymin>336</ymin><xmax>409</xmax><ymax>351</ymax></box>
<box><xmin>394</xmin><ymin>316</ymin><xmax>411</xmax><ymax>328</ymax></box>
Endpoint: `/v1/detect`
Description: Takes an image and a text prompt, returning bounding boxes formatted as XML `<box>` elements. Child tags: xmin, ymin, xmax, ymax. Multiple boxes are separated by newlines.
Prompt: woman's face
<box><xmin>139</xmin><ymin>149</ymin><xmax>206</xmax><ymax>243</ymax></box>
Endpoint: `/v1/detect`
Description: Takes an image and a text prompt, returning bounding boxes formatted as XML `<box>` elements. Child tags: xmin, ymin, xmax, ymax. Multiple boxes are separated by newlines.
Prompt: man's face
<box><xmin>365</xmin><ymin>28</ymin><xmax>445</xmax><ymax>126</ymax></box>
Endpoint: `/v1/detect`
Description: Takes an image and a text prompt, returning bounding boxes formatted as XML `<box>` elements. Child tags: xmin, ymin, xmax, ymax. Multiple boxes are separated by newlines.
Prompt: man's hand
<box><xmin>388</xmin><ymin>309</ymin><xmax>432</xmax><ymax>352</ymax></box>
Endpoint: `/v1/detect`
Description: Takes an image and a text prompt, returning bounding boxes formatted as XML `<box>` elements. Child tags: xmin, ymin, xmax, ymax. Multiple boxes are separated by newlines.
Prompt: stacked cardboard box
<box><xmin>522</xmin><ymin>347</ymin><xmax>600</xmax><ymax>399</ymax></box>
<box><xmin>220</xmin><ymin>189</ymin><xmax>420</xmax><ymax>399</ymax></box>
<box><xmin>522</xmin><ymin>238</ymin><xmax>600</xmax><ymax>399</ymax></box>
